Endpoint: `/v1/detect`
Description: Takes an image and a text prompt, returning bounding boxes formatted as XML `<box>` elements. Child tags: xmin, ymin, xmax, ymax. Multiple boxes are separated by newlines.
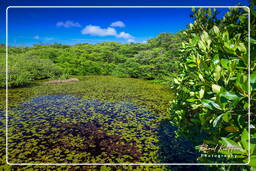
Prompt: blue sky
<box><xmin>0</xmin><ymin>0</ymin><xmax>249</xmax><ymax>46</ymax></box>
<box><xmin>7</xmin><ymin>8</ymin><xmax>195</xmax><ymax>46</ymax></box>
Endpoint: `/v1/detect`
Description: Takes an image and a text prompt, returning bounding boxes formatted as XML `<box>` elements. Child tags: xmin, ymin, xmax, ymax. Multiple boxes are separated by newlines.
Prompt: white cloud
<box><xmin>127</xmin><ymin>39</ymin><xmax>135</xmax><ymax>43</ymax></box>
<box><xmin>33</xmin><ymin>35</ymin><xmax>40</xmax><ymax>40</ymax></box>
<box><xmin>117</xmin><ymin>32</ymin><xmax>133</xmax><ymax>39</ymax></box>
<box><xmin>33</xmin><ymin>36</ymin><xmax>55</xmax><ymax>41</ymax></box>
<box><xmin>110</xmin><ymin>21</ymin><xmax>125</xmax><ymax>28</ymax></box>
<box><xmin>81</xmin><ymin>25</ymin><xmax>117</xmax><ymax>36</ymax></box>
<box><xmin>81</xmin><ymin>24</ymin><xmax>134</xmax><ymax>41</ymax></box>
<box><xmin>56</xmin><ymin>20</ymin><xmax>81</xmax><ymax>28</ymax></box>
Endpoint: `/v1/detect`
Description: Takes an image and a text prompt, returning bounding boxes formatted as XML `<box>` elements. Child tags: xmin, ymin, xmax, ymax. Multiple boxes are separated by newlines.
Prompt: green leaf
<box><xmin>239</xmin><ymin>13</ymin><xmax>247</xmax><ymax>23</ymax></box>
<box><xmin>220</xmin><ymin>59</ymin><xmax>229</xmax><ymax>69</ymax></box>
<box><xmin>223</xmin><ymin>42</ymin><xmax>235</xmax><ymax>54</ymax></box>
<box><xmin>222</xmin><ymin>31</ymin><xmax>229</xmax><ymax>41</ymax></box>
<box><xmin>201</xmin><ymin>99</ymin><xmax>221</xmax><ymax>110</ymax></box>
<box><xmin>213</xmin><ymin>25</ymin><xmax>220</xmax><ymax>34</ymax></box>
<box><xmin>199</xmin><ymin>88</ymin><xmax>204</xmax><ymax>99</ymax></box>
<box><xmin>219</xmin><ymin>137</ymin><xmax>244</xmax><ymax>155</ymax></box>
<box><xmin>198</xmin><ymin>40</ymin><xmax>206</xmax><ymax>51</ymax></box>
<box><xmin>236</xmin><ymin>72</ymin><xmax>248</xmax><ymax>93</ymax></box>
<box><xmin>207</xmin><ymin>8</ymin><xmax>212</xmax><ymax>16</ymax></box>
<box><xmin>198</xmin><ymin>73</ymin><xmax>205</xmax><ymax>82</ymax></box>
<box><xmin>250</xmin><ymin>133</ymin><xmax>256</xmax><ymax>154</ymax></box>
<box><xmin>222</xmin><ymin>112</ymin><xmax>231</xmax><ymax>122</ymax></box>
<box><xmin>249</xmin><ymin>155</ymin><xmax>256</xmax><ymax>167</ymax></box>
<box><xmin>174</xmin><ymin>78</ymin><xmax>180</xmax><ymax>84</ymax></box>
<box><xmin>251</xmin><ymin>38</ymin><xmax>256</xmax><ymax>45</ymax></box>
<box><xmin>213</xmin><ymin>114</ymin><xmax>223</xmax><ymax>127</ymax></box>
<box><xmin>220</xmin><ymin>91</ymin><xmax>239</xmax><ymax>101</ymax></box>
<box><xmin>237</xmin><ymin>42</ymin><xmax>247</xmax><ymax>52</ymax></box>
<box><xmin>213</xmin><ymin>65</ymin><xmax>222</xmax><ymax>82</ymax></box>
<box><xmin>251</xmin><ymin>72</ymin><xmax>256</xmax><ymax>90</ymax></box>
<box><xmin>186</xmin><ymin>98</ymin><xmax>198</xmax><ymax>102</ymax></box>
<box><xmin>201</xmin><ymin>31</ymin><xmax>210</xmax><ymax>42</ymax></box>
<box><xmin>221</xmin><ymin>137</ymin><xmax>240</xmax><ymax>148</ymax></box>
<box><xmin>213</xmin><ymin>55</ymin><xmax>220</xmax><ymax>65</ymax></box>
<box><xmin>212</xmin><ymin>84</ymin><xmax>221</xmax><ymax>94</ymax></box>
<box><xmin>241</xmin><ymin>129</ymin><xmax>248</xmax><ymax>151</ymax></box>
<box><xmin>201</xmin><ymin>99</ymin><xmax>213</xmax><ymax>110</ymax></box>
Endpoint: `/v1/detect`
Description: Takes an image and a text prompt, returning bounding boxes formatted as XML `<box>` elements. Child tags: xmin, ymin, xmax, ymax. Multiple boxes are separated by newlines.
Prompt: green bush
<box><xmin>169</xmin><ymin>7</ymin><xmax>255</xmax><ymax>169</ymax></box>
<box><xmin>0</xmin><ymin>52</ymin><xmax>65</xmax><ymax>88</ymax></box>
<box><xmin>112</xmin><ymin>59</ymin><xmax>140</xmax><ymax>78</ymax></box>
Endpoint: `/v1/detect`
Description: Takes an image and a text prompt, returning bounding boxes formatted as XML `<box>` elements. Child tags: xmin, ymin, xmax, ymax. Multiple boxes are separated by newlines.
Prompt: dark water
<box><xmin>4</xmin><ymin>95</ymin><xmax>199</xmax><ymax>165</ymax></box>
<box><xmin>7</xmin><ymin>95</ymin><xmax>160</xmax><ymax>163</ymax></box>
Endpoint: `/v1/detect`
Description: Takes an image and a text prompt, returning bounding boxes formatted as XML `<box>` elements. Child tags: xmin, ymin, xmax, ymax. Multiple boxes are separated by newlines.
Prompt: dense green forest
<box><xmin>0</xmin><ymin>32</ymin><xmax>182</xmax><ymax>88</ymax></box>
<box><xmin>0</xmin><ymin>4</ymin><xmax>255</xmax><ymax>171</ymax></box>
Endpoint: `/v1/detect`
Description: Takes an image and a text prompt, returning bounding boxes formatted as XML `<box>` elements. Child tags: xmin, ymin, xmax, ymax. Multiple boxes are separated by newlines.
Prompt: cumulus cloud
<box><xmin>33</xmin><ymin>35</ymin><xmax>40</xmax><ymax>40</ymax></box>
<box><xmin>33</xmin><ymin>36</ymin><xmax>55</xmax><ymax>41</ymax></box>
<box><xmin>56</xmin><ymin>20</ymin><xmax>81</xmax><ymax>28</ymax></box>
<box><xmin>110</xmin><ymin>21</ymin><xmax>125</xmax><ymax>28</ymax></box>
<box><xmin>127</xmin><ymin>39</ymin><xmax>135</xmax><ymax>43</ymax></box>
<box><xmin>81</xmin><ymin>24</ymin><xmax>134</xmax><ymax>42</ymax></box>
<box><xmin>81</xmin><ymin>25</ymin><xmax>117</xmax><ymax>36</ymax></box>
<box><xmin>117</xmin><ymin>32</ymin><xmax>133</xmax><ymax>39</ymax></box>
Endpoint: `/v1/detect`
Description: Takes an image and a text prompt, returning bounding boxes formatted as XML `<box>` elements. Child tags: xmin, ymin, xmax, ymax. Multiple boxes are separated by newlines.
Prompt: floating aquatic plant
<box><xmin>8</xmin><ymin>95</ymin><xmax>160</xmax><ymax>163</ymax></box>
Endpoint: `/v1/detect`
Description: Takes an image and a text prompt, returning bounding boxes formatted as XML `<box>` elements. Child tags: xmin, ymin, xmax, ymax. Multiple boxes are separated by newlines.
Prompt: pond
<box><xmin>0</xmin><ymin>75</ymin><xmax>198</xmax><ymax>169</ymax></box>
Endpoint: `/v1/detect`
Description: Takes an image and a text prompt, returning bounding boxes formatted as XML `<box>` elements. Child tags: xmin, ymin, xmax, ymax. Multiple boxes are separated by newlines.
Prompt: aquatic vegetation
<box><xmin>8</xmin><ymin>95</ymin><xmax>161</xmax><ymax>163</ymax></box>
<box><xmin>0</xmin><ymin>75</ymin><xmax>173</xmax><ymax>170</ymax></box>
<box><xmin>0</xmin><ymin>110</ymin><xmax>5</xmax><ymax>168</ymax></box>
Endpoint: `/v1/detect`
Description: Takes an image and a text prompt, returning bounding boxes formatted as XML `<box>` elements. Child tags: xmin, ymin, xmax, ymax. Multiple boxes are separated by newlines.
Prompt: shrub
<box><xmin>169</xmin><ymin>7</ymin><xmax>255</xmax><ymax>169</ymax></box>
<box><xmin>0</xmin><ymin>52</ymin><xmax>64</xmax><ymax>88</ymax></box>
